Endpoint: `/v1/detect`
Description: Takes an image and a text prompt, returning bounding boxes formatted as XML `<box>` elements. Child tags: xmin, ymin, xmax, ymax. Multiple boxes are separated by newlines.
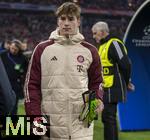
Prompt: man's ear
<box><xmin>101</xmin><ymin>31</ymin><xmax>106</xmax><ymax>36</ymax></box>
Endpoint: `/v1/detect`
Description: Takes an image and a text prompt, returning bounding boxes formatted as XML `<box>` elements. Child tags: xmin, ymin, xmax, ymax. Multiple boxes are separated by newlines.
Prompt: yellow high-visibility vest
<box><xmin>98</xmin><ymin>38</ymin><xmax>127</xmax><ymax>88</ymax></box>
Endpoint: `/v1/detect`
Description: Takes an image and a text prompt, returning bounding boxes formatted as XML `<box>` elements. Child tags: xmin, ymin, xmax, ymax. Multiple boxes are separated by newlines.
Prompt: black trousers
<box><xmin>102</xmin><ymin>103</ymin><xmax>118</xmax><ymax>140</ymax></box>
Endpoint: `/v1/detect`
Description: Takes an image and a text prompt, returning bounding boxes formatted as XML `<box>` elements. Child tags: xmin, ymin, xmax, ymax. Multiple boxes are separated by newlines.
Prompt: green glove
<box><xmin>79</xmin><ymin>91</ymin><xmax>101</xmax><ymax>127</ymax></box>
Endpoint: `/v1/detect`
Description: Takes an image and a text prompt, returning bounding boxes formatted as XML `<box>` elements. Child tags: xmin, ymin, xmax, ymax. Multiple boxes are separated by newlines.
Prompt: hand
<box><xmin>79</xmin><ymin>99</ymin><xmax>104</xmax><ymax>127</ymax></box>
<box><xmin>127</xmin><ymin>82</ymin><xmax>135</xmax><ymax>92</ymax></box>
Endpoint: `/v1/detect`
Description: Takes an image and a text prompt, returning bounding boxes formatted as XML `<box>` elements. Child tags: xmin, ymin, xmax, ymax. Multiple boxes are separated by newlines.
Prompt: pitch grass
<box><xmin>18</xmin><ymin>103</ymin><xmax>150</xmax><ymax>140</ymax></box>
<box><xmin>94</xmin><ymin>118</ymin><xmax>150</xmax><ymax>140</ymax></box>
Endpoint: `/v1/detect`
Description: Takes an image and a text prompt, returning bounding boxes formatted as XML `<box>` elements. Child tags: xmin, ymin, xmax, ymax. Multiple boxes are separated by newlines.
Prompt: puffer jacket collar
<box><xmin>49</xmin><ymin>28</ymin><xmax>84</xmax><ymax>45</ymax></box>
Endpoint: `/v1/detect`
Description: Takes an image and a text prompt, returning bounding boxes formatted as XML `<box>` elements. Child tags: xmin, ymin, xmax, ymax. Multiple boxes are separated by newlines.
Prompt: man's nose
<box><xmin>64</xmin><ymin>19</ymin><xmax>69</xmax><ymax>25</ymax></box>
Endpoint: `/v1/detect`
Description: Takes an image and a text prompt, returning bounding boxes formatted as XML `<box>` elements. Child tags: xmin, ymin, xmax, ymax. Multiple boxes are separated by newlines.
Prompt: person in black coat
<box><xmin>0</xmin><ymin>57</ymin><xmax>16</xmax><ymax>115</ymax></box>
<box><xmin>0</xmin><ymin>57</ymin><xmax>16</xmax><ymax>139</ymax></box>
<box><xmin>1</xmin><ymin>39</ymin><xmax>28</xmax><ymax>115</ymax></box>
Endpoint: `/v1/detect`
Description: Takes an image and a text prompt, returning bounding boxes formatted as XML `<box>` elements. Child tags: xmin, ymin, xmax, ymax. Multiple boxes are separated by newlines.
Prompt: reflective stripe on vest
<box><xmin>98</xmin><ymin>38</ymin><xmax>127</xmax><ymax>88</ymax></box>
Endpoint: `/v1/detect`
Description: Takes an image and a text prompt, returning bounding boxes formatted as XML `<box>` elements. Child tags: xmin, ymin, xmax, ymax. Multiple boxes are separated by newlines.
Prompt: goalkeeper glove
<box><xmin>79</xmin><ymin>90</ymin><xmax>103</xmax><ymax>127</ymax></box>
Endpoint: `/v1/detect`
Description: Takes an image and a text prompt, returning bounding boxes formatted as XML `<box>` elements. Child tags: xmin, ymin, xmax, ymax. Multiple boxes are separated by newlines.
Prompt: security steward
<box><xmin>92</xmin><ymin>21</ymin><xmax>134</xmax><ymax>140</ymax></box>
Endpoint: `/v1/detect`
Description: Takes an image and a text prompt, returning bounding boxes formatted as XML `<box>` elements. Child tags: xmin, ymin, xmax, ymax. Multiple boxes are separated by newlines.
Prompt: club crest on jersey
<box><xmin>77</xmin><ymin>55</ymin><xmax>84</xmax><ymax>63</ymax></box>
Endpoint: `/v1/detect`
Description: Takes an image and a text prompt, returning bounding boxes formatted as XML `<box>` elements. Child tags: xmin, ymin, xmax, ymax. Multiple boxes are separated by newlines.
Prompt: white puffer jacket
<box><xmin>24</xmin><ymin>29</ymin><xmax>103</xmax><ymax>140</ymax></box>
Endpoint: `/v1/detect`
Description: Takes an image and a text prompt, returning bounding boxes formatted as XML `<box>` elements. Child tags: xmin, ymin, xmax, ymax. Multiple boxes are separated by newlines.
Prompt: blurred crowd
<box><xmin>80</xmin><ymin>0</ymin><xmax>145</xmax><ymax>10</ymax></box>
<box><xmin>0</xmin><ymin>0</ymin><xmax>146</xmax><ymax>50</ymax></box>
<box><xmin>0</xmin><ymin>13</ymin><xmax>56</xmax><ymax>50</ymax></box>
<box><xmin>0</xmin><ymin>12</ymin><xmax>130</xmax><ymax>49</ymax></box>
<box><xmin>0</xmin><ymin>0</ymin><xmax>145</xmax><ymax>10</ymax></box>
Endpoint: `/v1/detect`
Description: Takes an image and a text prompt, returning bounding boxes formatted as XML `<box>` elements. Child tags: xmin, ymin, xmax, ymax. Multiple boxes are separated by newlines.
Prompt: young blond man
<box><xmin>24</xmin><ymin>2</ymin><xmax>104</xmax><ymax>139</ymax></box>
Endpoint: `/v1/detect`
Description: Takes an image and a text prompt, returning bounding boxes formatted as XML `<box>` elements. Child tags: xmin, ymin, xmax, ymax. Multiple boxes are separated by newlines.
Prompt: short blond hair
<box><xmin>56</xmin><ymin>2</ymin><xmax>81</xmax><ymax>19</ymax></box>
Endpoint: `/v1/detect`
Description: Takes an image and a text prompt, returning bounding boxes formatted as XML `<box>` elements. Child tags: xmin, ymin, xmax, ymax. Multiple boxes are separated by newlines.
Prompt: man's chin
<box><xmin>60</xmin><ymin>31</ymin><xmax>76</xmax><ymax>37</ymax></box>
<box><xmin>64</xmin><ymin>33</ymin><xmax>74</xmax><ymax>37</ymax></box>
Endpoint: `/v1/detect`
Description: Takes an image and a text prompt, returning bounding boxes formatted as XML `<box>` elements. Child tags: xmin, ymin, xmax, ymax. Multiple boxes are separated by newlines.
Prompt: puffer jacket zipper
<box><xmin>64</xmin><ymin>44</ymin><xmax>72</xmax><ymax>139</ymax></box>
